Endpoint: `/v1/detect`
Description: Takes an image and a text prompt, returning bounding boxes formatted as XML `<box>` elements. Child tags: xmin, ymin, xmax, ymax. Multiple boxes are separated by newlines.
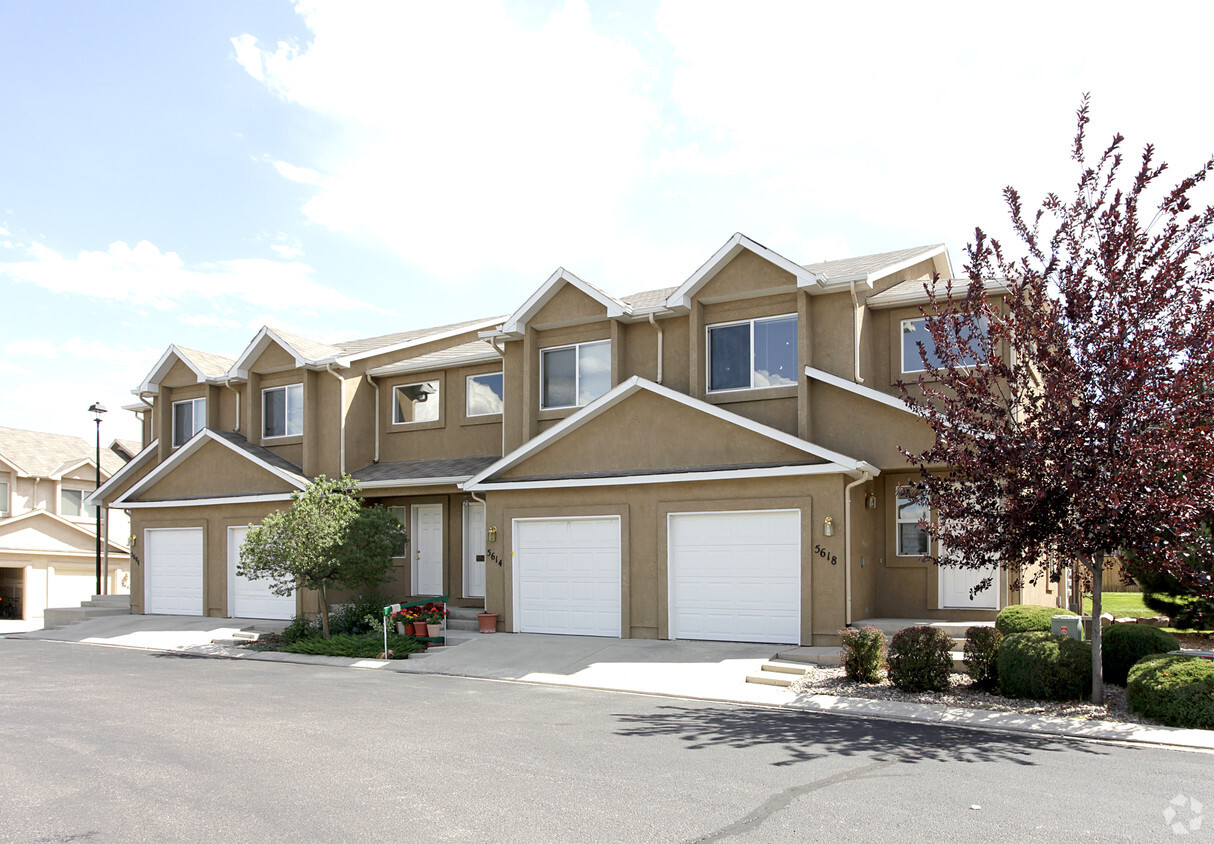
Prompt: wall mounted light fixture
<box><xmin>487</xmin><ymin>525</ymin><xmax>497</xmax><ymax>543</ymax></box>
<box><xmin>865</xmin><ymin>492</ymin><xmax>878</xmax><ymax>509</ymax></box>
<box><xmin>823</xmin><ymin>516</ymin><xmax>834</xmax><ymax>537</ymax></box>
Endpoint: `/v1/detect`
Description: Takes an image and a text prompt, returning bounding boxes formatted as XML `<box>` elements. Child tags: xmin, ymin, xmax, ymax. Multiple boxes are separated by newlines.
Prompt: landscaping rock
<box><xmin>1115</xmin><ymin>617</ymin><xmax>1137</xmax><ymax>625</ymax></box>
<box><xmin>1132</xmin><ymin>616</ymin><xmax>1170</xmax><ymax>627</ymax></box>
<box><xmin>1100</xmin><ymin>612</ymin><xmax>1114</xmax><ymax>627</ymax></box>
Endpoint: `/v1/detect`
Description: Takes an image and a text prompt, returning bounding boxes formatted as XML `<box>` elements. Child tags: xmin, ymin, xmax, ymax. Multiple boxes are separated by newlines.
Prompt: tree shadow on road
<box><xmin>613</xmin><ymin>704</ymin><xmax>1108</xmax><ymax>767</ymax></box>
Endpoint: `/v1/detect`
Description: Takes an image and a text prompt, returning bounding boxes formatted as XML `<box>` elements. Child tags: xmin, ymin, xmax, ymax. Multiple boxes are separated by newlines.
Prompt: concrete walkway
<box><xmin>9</xmin><ymin>615</ymin><xmax>1213</xmax><ymax>753</ymax></box>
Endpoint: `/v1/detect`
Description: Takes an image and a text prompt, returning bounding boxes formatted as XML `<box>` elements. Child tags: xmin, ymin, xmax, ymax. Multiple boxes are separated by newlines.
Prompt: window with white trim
<box><xmin>393</xmin><ymin>381</ymin><xmax>440</xmax><ymax>424</ymax></box>
<box><xmin>0</xmin><ymin>479</ymin><xmax>8</xmax><ymax>516</ymax></box>
<box><xmin>263</xmin><ymin>383</ymin><xmax>303</xmax><ymax>438</ymax></box>
<box><xmin>171</xmin><ymin>397</ymin><xmax>206</xmax><ymax>448</ymax></box>
<box><xmin>707</xmin><ymin>314</ymin><xmax>797</xmax><ymax>392</ymax></box>
<box><xmin>895</xmin><ymin>488</ymin><xmax>929</xmax><ymax>557</ymax></box>
<box><xmin>466</xmin><ymin>372</ymin><xmax>504</xmax><ymax>417</ymax></box>
<box><xmin>540</xmin><ymin>340</ymin><xmax>610</xmax><ymax>409</ymax></box>
<box><xmin>900</xmin><ymin>316</ymin><xmax>988</xmax><ymax>373</ymax></box>
<box><xmin>60</xmin><ymin>488</ymin><xmax>97</xmax><ymax>520</ymax></box>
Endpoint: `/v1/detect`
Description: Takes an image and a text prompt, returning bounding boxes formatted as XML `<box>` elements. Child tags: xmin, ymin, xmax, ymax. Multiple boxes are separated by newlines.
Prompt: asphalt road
<box><xmin>0</xmin><ymin>638</ymin><xmax>1210</xmax><ymax>843</ymax></box>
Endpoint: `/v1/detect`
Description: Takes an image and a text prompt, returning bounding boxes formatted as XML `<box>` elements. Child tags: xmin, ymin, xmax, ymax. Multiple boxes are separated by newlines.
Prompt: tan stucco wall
<box><xmin>530</xmin><ymin>282</ymin><xmax>609</xmax><ymax>328</ymax></box>
<box><xmin>135</xmin><ymin>440</ymin><xmax>297</xmax><ymax>501</ymax></box>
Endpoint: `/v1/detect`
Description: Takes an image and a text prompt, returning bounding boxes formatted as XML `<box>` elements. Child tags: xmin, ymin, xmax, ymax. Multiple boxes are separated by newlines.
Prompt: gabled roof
<box><xmin>864</xmin><ymin>276</ymin><xmax>1007</xmax><ymax>310</ymax></box>
<box><xmin>499</xmin><ymin>268</ymin><xmax>628</xmax><ymax>336</ymax></box>
<box><xmin>365</xmin><ymin>340</ymin><xmax>500</xmax><ymax>378</ymax></box>
<box><xmin>87</xmin><ymin>440</ymin><xmax>159</xmax><ymax>507</ymax></box>
<box><xmin>464</xmin><ymin>376</ymin><xmax>878</xmax><ymax>490</ymax></box>
<box><xmin>805</xmin><ymin>245</ymin><xmax>953</xmax><ymax>294</ymax></box>
<box><xmin>0</xmin><ymin>508</ymin><xmax>130</xmax><ymax>554</ymax></box>
<box><xmin>230</xmin><ymin>326</ymin><xmax>341</xmax><ymax>376</ymax></box>
<box><xmin>804</xmin><ymin>366</ymin><xmax>919</xmax><ymax>417</ymax></box>
<box><xmin>109</xmin><ymin>439</ymin><xmax>142</xmax><ymax>461</ymax></box>
<box><xmin>335</xmin><ymin>316</ymin><xmax>508</xmax><ymax>361</ymax></box>
<box><xmin>0</xmin><ymin>426</ymin><xmax>126</xmax><ymax>478</ymax></box>
<box><xmin>112</xmin><ymin>429</ymin><xmax>308</xmax><ymax>508</ymax></box>
<box><xmin>664</xmin><ymin>233</ymin><xmax>827</xmax><ymax>310</ymax></box>
<box><xmin>137</xmin><ymin>344</ymin><xmax>237</xmax><ymax>394</ymax></box>
<box><xmin>352</xmin><ymin>455</ymin><xmax>500</xmax><ymax>489</ymax></box>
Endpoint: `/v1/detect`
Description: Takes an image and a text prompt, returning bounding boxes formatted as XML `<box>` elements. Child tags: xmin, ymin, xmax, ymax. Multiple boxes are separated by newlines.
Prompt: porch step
<box><xmin>772</xmin><ymin>646</ymin><xmax>842</xmax><ymax>667</ymax></box>
<box><xmin>83</xmin><ymin>594</ymin><xmax>131</xmax><ymax>609</ymax></box>
<box><xmin>43</xmin><ymin>603</ymin><xmax>132</xmax><ymax>629</ymax></box>
<box><xmin>445</xmin><ymin>605</ymin><xmax>486</xmax><ymax>632</ymax></box>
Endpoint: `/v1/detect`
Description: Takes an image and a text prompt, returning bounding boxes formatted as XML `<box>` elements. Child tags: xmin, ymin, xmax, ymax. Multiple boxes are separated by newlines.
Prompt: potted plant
<box><xmin>477</xmin><ymin>611</ymin><xmax>498</xmax><ymax>634</ymax></box>
<box><xmin>426</xmin><ymin>604</ymin><xmax>446</xmax><ymax>638</ymax></box>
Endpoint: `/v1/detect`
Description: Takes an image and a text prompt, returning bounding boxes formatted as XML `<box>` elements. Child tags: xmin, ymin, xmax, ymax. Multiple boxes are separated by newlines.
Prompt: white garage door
<box><xmin>514</xmin><ymin>517</ymin><xmax>621</xmax><ymax>637</ymax></box>
<box><xmin>228</xmin><ymin>526</ymin><xmax>296</xmax><ymax>620</ymax></box>
<box><xmin>668</xmin><ymin>510</ymin><xmax>801</xmax><ymax>644</ymax></box>
<box><xmin>145</xmin><ymin>528</ymin><xmax>204</xmax><ymax>616</ymax></box>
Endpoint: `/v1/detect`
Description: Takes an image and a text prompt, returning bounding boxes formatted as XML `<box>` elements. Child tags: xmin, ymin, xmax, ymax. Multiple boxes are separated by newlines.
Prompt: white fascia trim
<box><xmin>86</xmin><ymin>440</ymin><xmax>158</xmax><ymax>506</ymax></box>
<box><xmin>342</xmin><ymin>316</ymin><xmax>509</xmax><ymax>364</ymax></box>
<box><xmin>0</xmin><ymin>508</ymin><xmax>130</xmax><ymax>551</ymax></box>
<box><xmin>666</xmin><ymin>233</ymin><xmax>826</xmax><ymax>310</ymax></box>
<box><xmin>0</xmin><ymin>453</ymin><xmax>30</xmax><ymax>477</ymax></box>
<box><xmin>121</xmin><ymin>493</ymin><xmax>296</xmax><ymax>509</ymax></box>
<box><xmin>813</xmin><ymin>245</ymin><xmax>950</xmax><ymax>295</ymax></box>
<box><xmin>137</xmin><ymin>344</ymin><xmax>208</xmax><ymax>394</ymax></box>
<box><xmin>113</xmin><ymin>430</ymin><xmax>307</xmax><ymax>507</ymax></box>
<box><xmin>50</xmin><ymin>457</ymin><xmax>100</xmax><ymax>481</ymax></box>
<box><xmin>501</xmin><ymin>268</ymin><xmax>626</xmax><ymax>335</ymax></box>
<box><xmin>231</xmin><ymin>327</ymin><xmax>292</xmax><ymax>378</ymax></box>
<box><xmin>365</xmin><ymin>350</ymin><xmax>500</xmax><ymax>379</ymax></box>
<box><xmin>463</xmin><ymin>375</ymin><xmax>877</xmax><ymax>487</ymax></box>
<box><xmin>865</xmin><ymin>277</ymin><xmax>1010</xmax><ymax>310</ymax></box>
<box><xmin>358</xmin><ymin>476</ymin><xmax>472</xmax><ymax>489</ymax></box>
<box><xmin>805</xmin><ymin>366</ymin><xmax>920</xmax><ymax>417</ymax></box>
<box><xmin>465</xmin><ymin>463</ymin><xmax>855</xmax><ymax>492</ymax></box>
<box><xmin>122</xmin><ymin>400</ymin><xmax>152</xmax><ymax>413</ymax></box>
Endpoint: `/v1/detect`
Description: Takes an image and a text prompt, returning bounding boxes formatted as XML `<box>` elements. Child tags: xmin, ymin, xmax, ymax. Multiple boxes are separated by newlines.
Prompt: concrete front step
<box><xmin>773</xmin><ymin>646</ymin><xmax>842</xmax><ymax>666</ymax></box>
<box><xmin>83</xmin><ymin>594</ymin><xmax>131</xmax><ymax>608</ymax></box>
<box><xmin>851</xmin><ymin>618</ymin><xmax>995</xmax><ymax>640</ymax></box>
<box><xmin>446</xmin><ymin>619</ymin><xmax>481</xmax><ymax>631</ymax></box>
<box><xmin>43</xmin><ymin>605</ymin><xmax>131</xmax><ymax>628</ymax></box>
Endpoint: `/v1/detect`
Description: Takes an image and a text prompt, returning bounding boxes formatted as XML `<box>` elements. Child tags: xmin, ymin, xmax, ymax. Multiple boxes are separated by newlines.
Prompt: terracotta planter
<box><xmin>427</xmin><ymin>622</ymin><xmax>442</xmax><ymax>637</ymax></box>
<box><xmin>405</xmin><ymin>622</ymin><xmax>421</xmax><ymax>636</ymax></box>
<box><xmin>477</xmin><ymin>612</ymin><xmax>499</xmax><ymax>634</ymax></box>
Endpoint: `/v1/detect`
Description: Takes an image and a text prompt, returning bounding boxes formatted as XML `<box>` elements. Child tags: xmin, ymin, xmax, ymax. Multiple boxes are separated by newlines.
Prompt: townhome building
<box><xmin>93</xmin><ymin>233</ymin><xmax>1054</xmax><ymax>645</ymax></box>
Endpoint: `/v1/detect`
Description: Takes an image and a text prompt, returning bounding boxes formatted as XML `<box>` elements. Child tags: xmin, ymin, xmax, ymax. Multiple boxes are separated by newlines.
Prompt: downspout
<box><xmin>647</xmin><ymin>313</ymin><xmax>664</xmax><ymax>384</ymax></box>
<box><xmin>325</xmin><ymin>365</ymin><xmax>345</xmax><ymax>475</ymax></box>
<box><xmin>844</xmin><ymin>472</ymin><xmax>872</xmax><ymax>626</ymax></box>
<box><xmin>849</xmin><ymin>279</ymin><xmax>864</xmax><ymax>383</ymax></box>
<box><xmin>222</xmin><ymin>379</ymin><xmax>241</xmax><ymax>432</ymax></box>
<box><xmin>487</xmin><ymin>337</ymin><xmax>507</xmax><ymax>457</ymax></box>
<box><xmin>363</xmin><ymin>372</ymin><xmax>380</xmax><ymax>464</ymax></box>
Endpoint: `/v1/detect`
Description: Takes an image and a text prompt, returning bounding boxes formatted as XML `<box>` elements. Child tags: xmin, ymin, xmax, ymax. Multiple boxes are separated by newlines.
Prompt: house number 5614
<box><xmin>814</xmin><ymin>544</ymin><xmax>839</xmax><ymax>565</ymax></box>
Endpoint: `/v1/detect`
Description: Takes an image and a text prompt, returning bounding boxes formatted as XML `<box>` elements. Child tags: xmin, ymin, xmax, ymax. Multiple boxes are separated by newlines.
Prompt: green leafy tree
<box><xmin>238</xmin><ymin>475</ymin><xmax>406</xmax><ymax>637</ymax></box>
<box><xmin>1126</xmin><ymin>522</ymin><xmax>1214</xmax><ymax>629</ymax></box>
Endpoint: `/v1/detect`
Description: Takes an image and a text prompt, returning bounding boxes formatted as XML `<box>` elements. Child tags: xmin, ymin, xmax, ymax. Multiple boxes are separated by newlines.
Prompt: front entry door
<box><xmin>940</xmin><ymin>561</ymin><xmax>1000</xmax><ymax>610</ymax></box>
<box><xmin>464</xmin><ymin>501</ymin><xmax>486</xmax><ymax>599</ymax></box>
<box><xmin>412</xmin><ymin>504</ymin><xmax>443</xmax><ymax>595</ymax></box>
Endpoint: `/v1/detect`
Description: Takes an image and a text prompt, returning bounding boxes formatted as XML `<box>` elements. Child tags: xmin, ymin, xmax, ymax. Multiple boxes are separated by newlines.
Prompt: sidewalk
<box><xmin>9</xmin><ymin>615</ymin><xmax>1213</xmax><ymax>752</ymax></box>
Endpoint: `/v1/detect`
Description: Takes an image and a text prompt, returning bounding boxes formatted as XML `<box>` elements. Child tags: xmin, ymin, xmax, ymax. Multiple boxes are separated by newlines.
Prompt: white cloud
<box><xmin>4</xmin><ymin>338</ymin><xmax>60</xmax><ymax>357</ymax></box>
<box><xmin>269</xmin><ymin>244</ymin><xmax>303</xmax><ymax>259</ymax></box>
<box><xmin>0</xmin><ymin>360</ymin><xmax>33</xmax><ymax>377</ymax></box>
<box><xmin>1</xmin><ymin>238</ymin><xmax>381</xmax><ymax>313</ymax></box>
<box><xmin>182</xmin><ymin>314</ymin><xmax>244</xmax><ymax>329</ymax></box>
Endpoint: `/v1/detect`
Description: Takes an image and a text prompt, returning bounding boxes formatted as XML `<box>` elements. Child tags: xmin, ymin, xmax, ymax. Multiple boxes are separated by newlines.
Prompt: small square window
<box><xmin>896</xmin><ymin>488</ymin><xmax>929</xmax><ymax>557</ymax></box>
<box><xmin>901</xmin><ymin>316</ymin><xmax>987</xmax><ymax>374</ymax></box>
<box><xmin>263</xmin><ymin>384</ymin><xmax>303</xmax><ymax>438</ymax></box>
<box><xmin>540</xmin><ymin>341</ymin><xmax>610</xmax><ymax>409</ymax></box>
<box><xmin>707</xmin><ymin>315</ymin><xmax>797</xmax><ymax>392</ymax></box>
<box><xmin>0</xmin><ymin>479</ymin><xmax>9</xmax><ymax>516</ymax></box>
<box><xmin>61</xmin><ymin>488</ymin><xmax>97</xmax><ymax>521</ymax></box>
<box><xmin>393</xmin><ymin>381</ymin><xmax>440</xmax><ymax>424</ymax></box>
<box><xmin>466</xmin><ymin>372</ymin><xmax>504</xmax><ymax>417</ymax></box>
<box><xmin>172</xmin><ymin>397</ymin><xmax>206</xmax><ymax>448</ymax></box>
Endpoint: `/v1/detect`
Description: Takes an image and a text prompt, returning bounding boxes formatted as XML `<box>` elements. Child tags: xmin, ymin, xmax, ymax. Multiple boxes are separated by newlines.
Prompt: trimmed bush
<box><xmin>963</xmin><ymin>626</ymin><xmax>1003</xmax><ymax>691</ymax></box>
<box><xmin>1101</xmin><ymin>624</ymin><xmax>1180</xmax><ymax>686</ymax></box>
<box><xmin>281</xmin><ymin>613</ymin><xmax>322</xmax><ymax>645</ymax></box>
<box><xmin>887</xmin><ymin>625</ymin><xmax>954</xmax><ymax>692</ymax></box>
<box><xmin>997</xmin><ymin>631</ymin><xmax>1092</xmax><ymax>701</ymax></box>
<box><xmin>1127</xmin><ymin>654</ymin><xmax>1214</xmax><ymax>729</ymax></box>
<box><xmin>839</xmin><ymin>626</ymin><xmax>885</xmax><ymax>684</ymax></box>
<box><xmin>283</xmin><ymin>633</ymin><xmax>423</xmax><ymax>659</ymax></box>
<box><xmin>327</xmin><ymin>594</ymin><xmax>386</xmax><ymax>636</ymax></box>
<box><xmin>995</xmin><ymin>604</ymin><xmax>1066</xmax><ymax>635</ymax></box>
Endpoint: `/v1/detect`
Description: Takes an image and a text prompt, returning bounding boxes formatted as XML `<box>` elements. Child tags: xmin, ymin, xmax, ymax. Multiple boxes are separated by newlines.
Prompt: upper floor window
<box><xmin>707</xmin><ymin>314</ymin><xmax>797</xmax><ymax>392</ymax></box>
<box><xmin>393</xmin><ymin>381</ymin><xmax>440</xmax><ymax>424</ymax></box>
<box><xmin>466</xmin><ymin>372</ymin><xmax>504</xmax><ymax>417</ymax></box>
<box><xmin>61</xmin><ymin>488</ymin><xmax>97</xmax><ymax>520</ymax></box>
<box><xmin>901</xmin><ymin>316</ymin><xmax>987</xmax><ymax>374</ymax></box>
<box><xmin>172</xmin><ymin>397</ymin><xmax>206</xmax><ymax>448</ymax></box>
<box><xmin>896</xmin><ymin>488</ymin><xmax>929</xmax><ymax>557</ymax></box>
<box><xmin>0</xmin><ymin>479</ymin><xmax>8</xmax><ymax>515</ymax></box>
<box><xmin>541</xmin><ymin>340</ymin><xmax>610</xmax><ymax>409</ymax></box>
<box><xmin>263</xmin><ymin>383</ymin><xmax>303</xmax><ymax>439</ymax></box>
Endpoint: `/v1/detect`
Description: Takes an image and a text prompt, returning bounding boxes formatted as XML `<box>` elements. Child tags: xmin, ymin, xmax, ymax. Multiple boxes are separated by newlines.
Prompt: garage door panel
<box><xmin>669</xmin><ymin>510</ymin><xmax>801</xmax><ymax>645</ymax></box>
<box><xmin>145</xmin><ymin>528</ymin><xmax>204</xmax><ymax>616</ymax></box>
<box><xmin>515</xmin><ymin>517</ymin><xmax>621</xmax><ymax>637</ymax></box>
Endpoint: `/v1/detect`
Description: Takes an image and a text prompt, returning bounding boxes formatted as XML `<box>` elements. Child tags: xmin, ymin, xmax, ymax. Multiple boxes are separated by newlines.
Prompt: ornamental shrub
<box><xmin>281</xmin><ymin>613</ymin><xmax>322</xmax><ymax>645</ymax></box>
<box><xmin>963</xmin><ymin>626</ymin><xmax>1003</xmax><ymax>691</ymax></box>
<box><xmin>283</xmin><ymin>633</ymin><xmax>424</xmax><ymax>659</ymax></box>
<box><xmin>997</xmin><ymin>632</ymin><xmax>1092</xmax><ymax>701</ymax></box>
<box><xmin>1127</xmin><ymin>654</ymin><xmax>1214</xmax><ymax>729</ymax></box>
<box><xmin>995</xmin><ymin>604</ymin><xmax>1066</xmax><ymax>635</ymax></box>
<box><xmin>1101</xmin><ymin>624</ymin><xmax>1180</xmax><ymax>686</ymax></box>
<box><xmin>839</xmin><ymin>626</ymin><xmax>885</xmax><ymax>683</ymax></box>
<box><xmin>887</xmin><ymin>625</ymin><xmax>954</xmax><ymax>692</ymax></box>
<box><xmin>327</xmin><ymin>594</ymin><xmax>386</xmax><ymax>636</ymax></box>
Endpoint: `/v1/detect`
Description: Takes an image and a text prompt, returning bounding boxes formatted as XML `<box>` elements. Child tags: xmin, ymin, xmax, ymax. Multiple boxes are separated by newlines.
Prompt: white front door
<box><xmin>412</xmin><ymin>504</ymin><xmax>443</xmax><ymax>595</ymax></box>
<box><xmin>668</xmin><ymin>510</ymin><xmax>801</xmax><ymax>644</ymax></box>
<box><xmin>513</xmin><ymin>517</ymin><xmax>621</xmax><ymax>637</ymax></box>
<box><xmin>145</xmin><ymin>527</ymin><xmax>204</xmax><ymax>616</ymax></box>
<box><xmin>463</xmin><ymin>501</ymin><xmax>486</xmax><ymax>599</ymax></box>
<box><xmin>228</xmin><ymin>526</ymin><xmax>296</xmax><ymax>619</ymax></box>
<box><xmin>940</xmin><ymin>558</ymin><xmax>1000</xmax><ymax>610</ymax></box>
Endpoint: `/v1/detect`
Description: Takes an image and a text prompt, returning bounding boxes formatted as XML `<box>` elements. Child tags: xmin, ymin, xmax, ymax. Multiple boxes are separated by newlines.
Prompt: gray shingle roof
<box><xmin>206</xmin><ymin>430</ymin><xmax>307</xmax><ymax>483</ymax></box>
<box><xmin>175</xmin><ymin>346</ymin><xmax>236</xmax><ymax>377</ymax></box>
<box><xmin>619</xmin><ymin>287</ymin><xmax>678</xmax><ymax>309</ymax></box>
<box><xmin>352</xmin><ymin>455</ymin><xmax>500</xmax><ymax>484</ymax></box>
<box><xmin>110</xmin><ymin>439</ymin><xmax>143</xmax><ymax>460</ymax></box>
<box><xmin>270</xmin><ymin>329</ymin><xmax>343</xmax><ymax>362</ymax></box>
<box><xmin>334</xmin><ymin>317</ymin><xmax>507</xmax><ymax>356</ymax></box>
<box><xmin>366</xmin><ymin>340</ymin><xmax>500</xmax><ymax>376</ymax></box>
<box><xmin>803</xmin><ymin>245</ymin><xmax>944</xmax><ymax>282</ymax></box>
<box><xmin>0</xmin><ymin>426</ymin><xmax>127</xmax><ymax>477</ymax></box>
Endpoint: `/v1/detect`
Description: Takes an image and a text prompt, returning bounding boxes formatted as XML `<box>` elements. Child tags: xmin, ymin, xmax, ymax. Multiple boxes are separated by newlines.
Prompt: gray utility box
<box><xmin>1052</xmin><ymin>615</ymin><xmax>1083</xmax><ymax>640</ymax></box>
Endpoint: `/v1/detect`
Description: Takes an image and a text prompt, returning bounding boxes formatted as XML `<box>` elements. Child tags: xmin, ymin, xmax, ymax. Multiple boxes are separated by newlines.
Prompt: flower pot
<box><xmin>405</xmin><ymin>622</ymin><xmax>421</xmax><ymax>636</ymax></box>
<box><xmin>427</xmin><ymin>622</ymin><xmax>442</xmax><ymax>637</ymax></box>
<box><xmin>477</xmin><ymin>612</ymin><xmax>498</xmax><ymax>634</ymax></box>
<box><xmin>395</xmin><ymin>622</ymin><xmax>406</xmax><ymax>635</ymax></box>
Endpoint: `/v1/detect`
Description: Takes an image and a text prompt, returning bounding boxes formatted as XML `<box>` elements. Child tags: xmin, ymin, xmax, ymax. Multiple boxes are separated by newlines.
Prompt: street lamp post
<box><xmin>88</xmin><ymin>402</ymin><xmax>107</xmax><ymax>596</ymax></box>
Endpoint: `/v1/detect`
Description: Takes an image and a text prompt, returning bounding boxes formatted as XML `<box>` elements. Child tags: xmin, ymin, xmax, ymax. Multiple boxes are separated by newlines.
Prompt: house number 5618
<box><xmin>814</xmin><ymin>544</ymin><xmax>839</xmax><ymax>565</ymax></box>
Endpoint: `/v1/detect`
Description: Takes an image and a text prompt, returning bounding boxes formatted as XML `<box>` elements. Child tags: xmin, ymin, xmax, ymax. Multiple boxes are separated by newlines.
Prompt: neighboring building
<box><xmin>0</xmin><ymin>426</ymin><xmax>131</xmax><ymax>620</ymax></box>
<box><xmin>94</xmin><ymin>233</ymin><xmax>1054</xmax><ymax>644</ymax></box>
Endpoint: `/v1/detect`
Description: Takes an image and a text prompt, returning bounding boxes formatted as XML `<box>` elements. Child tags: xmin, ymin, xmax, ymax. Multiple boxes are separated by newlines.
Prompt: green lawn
<box><xmin>1083</xmin><ymin>592</ymin><xmax>1151</xmax><ymax>617</ymax></box>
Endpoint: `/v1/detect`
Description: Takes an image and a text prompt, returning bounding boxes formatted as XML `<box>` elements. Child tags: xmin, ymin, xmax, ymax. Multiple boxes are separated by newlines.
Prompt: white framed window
<box><xmin>540</xmin><ymin>340</ymin><xmax>611</xmax><ymax>409</ymax></box>
<box><xmin>263</xmin><ymin>383</ymin><xmax>303</xmax><ymax>439</ymax></box>
<box><xmin>393</xmin><ymin>381</ymin><xmax>440</xmax><ymax>424</ymax></box>
<box><xmin>895</xmin><ymin>488</ymin><xmax>930</xmax><ymax>557</ymax></box>
<box><xmin>466</xmin><ymin>372</ymin><xmax>504</xmax><ymax>417</ymax></box>
<box><xmin>171</xmin><ymin>397</ymin><xmax>206</xmax><ymax>448</ymax></box>
<box><xmin>60</xmin><ymin>488</ymin><xmax>97</xmax><ymax>520</ymax></box>
<box><xmin>900</xmin><ymin>316</ymin><xmax>988</xmax><ymax>374</ymax></box>
<box><xmin>0</xmin><ymin>479</ymin><xmax>8</xmax><ymax>515</ymax></box>
<box><xmin>707</xmin><ymin>314</ymin><xmax>797</xmax><ymax>392</ymax></box>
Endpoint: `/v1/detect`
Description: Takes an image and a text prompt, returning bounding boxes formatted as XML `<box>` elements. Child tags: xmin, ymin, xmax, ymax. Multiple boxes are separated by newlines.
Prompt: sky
<box><xmin>3</xmin><ymin>0</ymin><xmax>1213</xmax><ymax>445</ymax></box>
